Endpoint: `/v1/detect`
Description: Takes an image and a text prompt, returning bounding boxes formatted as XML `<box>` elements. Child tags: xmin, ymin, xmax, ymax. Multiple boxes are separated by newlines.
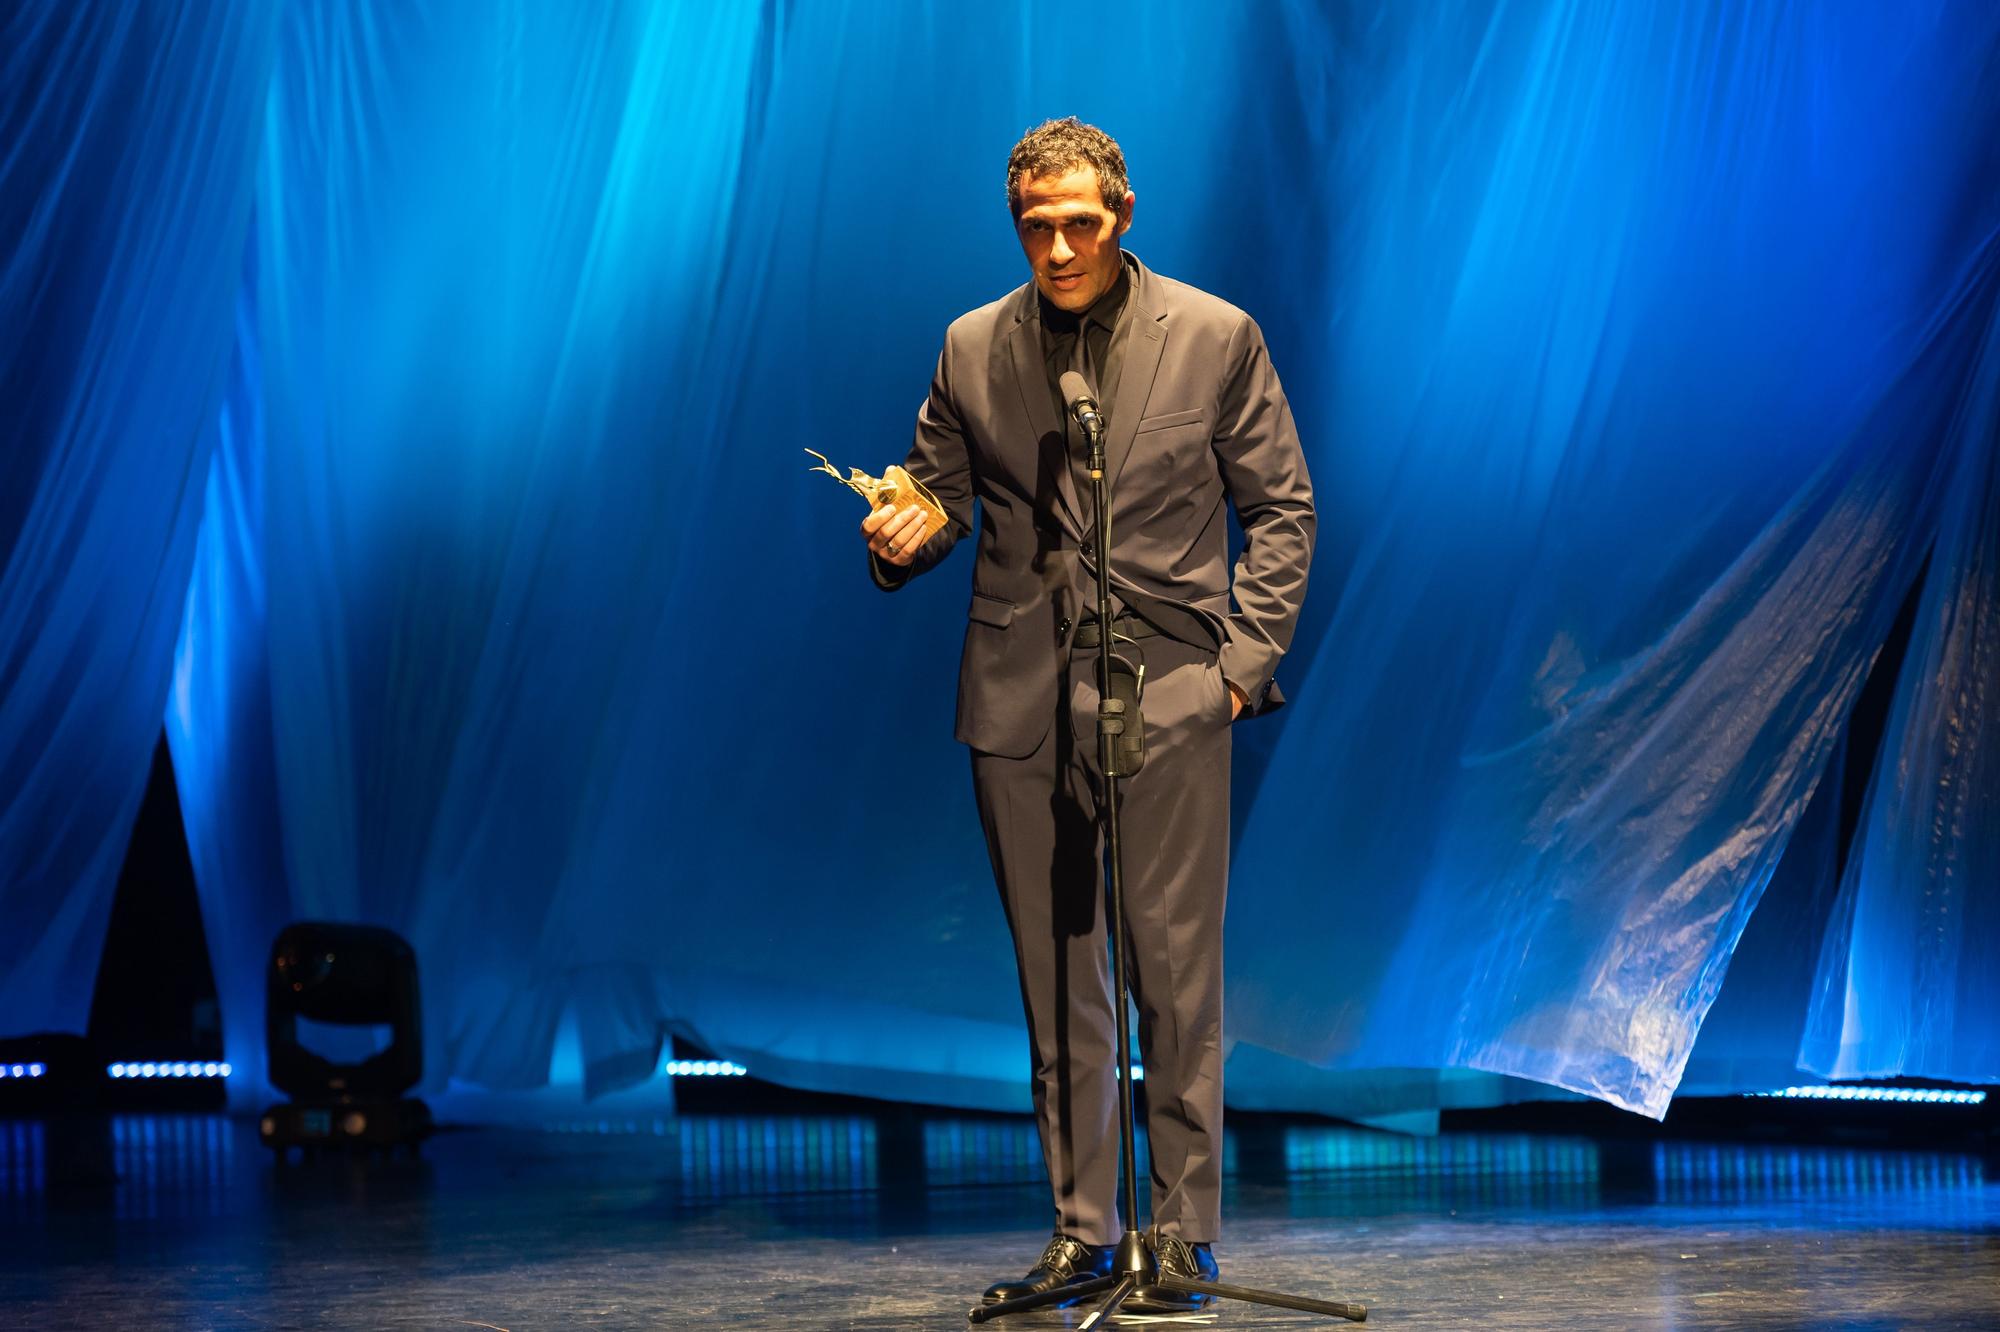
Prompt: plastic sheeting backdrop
<box><xmin>4</xmin><ymin>1</ymin><xmax>1997</xmax><ymax>1119</ymax></box>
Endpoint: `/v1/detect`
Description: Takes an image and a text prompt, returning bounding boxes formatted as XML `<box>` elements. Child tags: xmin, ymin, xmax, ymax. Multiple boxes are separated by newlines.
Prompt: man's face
<box><xmin>1013</xmin><ymin>166</ymin><xmax>1135</xmax><ymax>312</ymax></box>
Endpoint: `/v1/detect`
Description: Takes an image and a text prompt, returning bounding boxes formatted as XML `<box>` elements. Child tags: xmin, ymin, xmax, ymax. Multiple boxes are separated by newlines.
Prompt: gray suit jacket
<box><xmin>876</xmin><ymin>254</ymin><xmax>1315</xmax><ymax>759</ymax></box>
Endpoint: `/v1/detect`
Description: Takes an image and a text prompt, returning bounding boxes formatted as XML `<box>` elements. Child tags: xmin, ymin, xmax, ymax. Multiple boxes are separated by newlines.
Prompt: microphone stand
<box><xmin>968</xmin><ymin>394</ymin><xmax>1365</xmax><ymax>1327</ymax></box>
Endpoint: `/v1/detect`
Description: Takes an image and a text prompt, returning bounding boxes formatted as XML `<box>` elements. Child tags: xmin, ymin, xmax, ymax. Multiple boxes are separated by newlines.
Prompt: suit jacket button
<box><xmin>1057</xmin><ymin>616</ymin><xmax>1071</xmax><ymax>641</ymax></box>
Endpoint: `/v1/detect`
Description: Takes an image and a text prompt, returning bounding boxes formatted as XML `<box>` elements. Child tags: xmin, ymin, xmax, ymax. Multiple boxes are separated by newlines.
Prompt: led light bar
<box><xmin>0</xmin><ymin>1063</ymin><xmax>46</xmax><ymax>1079</ymax></box>
<box><xmin>664</xmin><ymin>1060</ymin><xmax>747</xmax><ymax>1077</ymax></box>
<box><xmin>1750</xmin><ymin>1085</ymin><xmax>1986</xmax><ymax>1106</ymax></box>
<box><xmin>107</xmin><ymin>1062</ymin><xmax>232</xmax><ymax>1080</ymax></box>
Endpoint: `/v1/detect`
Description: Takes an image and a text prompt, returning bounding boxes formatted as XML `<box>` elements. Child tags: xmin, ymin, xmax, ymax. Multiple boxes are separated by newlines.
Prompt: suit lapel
<box><xmin>1004</xmin><ymin>293</ymin><xmax>1087</xmax><ymax>538</ymax></box>
<box><xmin>1103</xmin><ymin>266</ymin><xmax>1167</xmax><ymax>496</ymax></box>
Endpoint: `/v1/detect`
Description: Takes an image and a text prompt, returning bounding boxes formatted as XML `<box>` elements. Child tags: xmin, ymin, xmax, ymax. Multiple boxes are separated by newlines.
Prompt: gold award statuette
<box><xmin>805</xmin><ymin>449</ymin><xmax>948</xmax><ymax>547</ymax></box>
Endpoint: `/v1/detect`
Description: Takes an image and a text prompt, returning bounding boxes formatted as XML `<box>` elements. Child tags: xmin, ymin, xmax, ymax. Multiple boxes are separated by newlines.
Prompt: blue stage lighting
<box><xmin>664</xmin><ymin>1060</ymin><xmax>747</xmax><ymax>1077</ymax></box>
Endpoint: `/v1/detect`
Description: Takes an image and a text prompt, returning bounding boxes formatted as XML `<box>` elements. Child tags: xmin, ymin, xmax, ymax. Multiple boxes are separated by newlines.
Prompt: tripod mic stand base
<box><xmin>1148</xmin><ymin>1274</ymin><xmax>1367</xmax><ymax>1323</ymax></box>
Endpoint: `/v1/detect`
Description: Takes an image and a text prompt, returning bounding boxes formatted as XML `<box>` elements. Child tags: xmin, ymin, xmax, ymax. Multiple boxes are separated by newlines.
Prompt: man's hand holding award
<box><xmin>806</xmin><ymin>449</ymin><xmax>946</xmax><ymax>566</ymax></box>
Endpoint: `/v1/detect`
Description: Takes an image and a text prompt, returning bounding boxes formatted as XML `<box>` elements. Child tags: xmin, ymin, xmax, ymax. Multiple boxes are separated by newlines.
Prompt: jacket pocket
<box><xmin>1134</xmin><ymin>407</ymin><xmax>1205</xmax><ymax>435</ymax></box>
<box><xmin>967</xmin><ymin>592</ymin><xmax>1015</xmax><ymax>627</ymax></box>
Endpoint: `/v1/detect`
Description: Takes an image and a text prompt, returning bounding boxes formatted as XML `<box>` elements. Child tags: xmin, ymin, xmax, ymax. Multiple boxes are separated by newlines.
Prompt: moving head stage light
<box><xmin>259</xmin><ymin>922</ymin><xmax>432</xmax><ymax>1156</ymax></box>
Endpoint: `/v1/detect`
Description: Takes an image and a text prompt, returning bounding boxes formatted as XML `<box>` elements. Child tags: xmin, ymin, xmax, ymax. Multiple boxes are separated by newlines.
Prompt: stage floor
<box><xmin>3</xmin><ymin>1109</ymin><xmax>1996</xmax><ymax>1329</ymax></box>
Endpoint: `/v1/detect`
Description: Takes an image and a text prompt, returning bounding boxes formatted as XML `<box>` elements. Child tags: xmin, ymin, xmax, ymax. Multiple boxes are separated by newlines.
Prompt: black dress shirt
<box><xmin>1039</xmin><ymin>258</ymin><xmax>1131</xmax><ymax>422</ymax></box>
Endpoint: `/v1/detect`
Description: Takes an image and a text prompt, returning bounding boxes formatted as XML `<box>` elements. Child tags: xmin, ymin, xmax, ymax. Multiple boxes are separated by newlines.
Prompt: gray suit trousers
<box><xmin>970</xmin><ymin>633</ymin><xmax>1231</xmax><ymax>1245</ymax></box>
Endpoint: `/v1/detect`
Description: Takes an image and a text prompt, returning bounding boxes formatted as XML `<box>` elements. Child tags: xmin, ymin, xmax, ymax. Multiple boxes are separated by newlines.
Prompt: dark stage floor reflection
<box><xmin>3</xmin><ymin>1110</ymin><xmax>1996</xmax><ymax>1328</ymax></box>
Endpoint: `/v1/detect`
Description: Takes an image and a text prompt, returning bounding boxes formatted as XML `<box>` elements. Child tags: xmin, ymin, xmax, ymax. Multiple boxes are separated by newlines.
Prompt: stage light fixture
<box><xmin>259</xmin><ymin>922</ymin><xmax>432</xmax><ymax>1156</ymax></box>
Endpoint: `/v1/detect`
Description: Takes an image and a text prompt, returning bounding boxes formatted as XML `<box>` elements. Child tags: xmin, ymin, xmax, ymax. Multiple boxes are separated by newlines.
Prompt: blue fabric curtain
<box><xmin>0</xmin><ymin>4</ymin><xmax>276</xmax><ymax>1035</ymax></box>
<box><xmin>1226</xmin><ymin>0</ymin><xmax>2000</xmax><ymax>1114</ymax></box>
<box><xmin>6</xmin><ymin>0</ymin><xmax>1998</xmax><ymax>1121</ymax></box>
<box><xmin>1801</xmin><ymin>269</ymin><xmax>2000</xmax><ymax>1084</ymax></box>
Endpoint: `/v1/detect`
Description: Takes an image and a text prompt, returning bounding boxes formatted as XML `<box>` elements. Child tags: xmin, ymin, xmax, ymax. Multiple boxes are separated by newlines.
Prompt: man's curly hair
<box><xmin>1005</xmin><ymin>117</ymin><xmax>1130</xmax><ymax>218</ymax></box>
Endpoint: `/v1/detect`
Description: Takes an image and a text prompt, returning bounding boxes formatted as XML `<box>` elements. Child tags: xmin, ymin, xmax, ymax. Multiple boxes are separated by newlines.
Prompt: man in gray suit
<box><xmin>862</xmin><ymin>118</ymin><xmax>1313</xmax><ymax>1312</ymax></box>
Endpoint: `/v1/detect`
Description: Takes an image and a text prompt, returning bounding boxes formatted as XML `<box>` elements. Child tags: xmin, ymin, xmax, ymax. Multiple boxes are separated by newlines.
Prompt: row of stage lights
<box><xmin>16</xmin><ymin>1060</ymin><xmax>745</xmax><ymax>1081</ymax></box>
<box><xmin>109</xmin><ymin>1062</ymin><xmax>233</xmax><ymax>1079</ymax></box>
<box><xmin>664</xmin><ymin>1060</ymin><xmax>748</xmax><ymax>1077</ymax></box>
<box><xmin>1751</xmin><ymin>1085</ymin><xmax>1987</xmax><ymax>1106</ymax></box>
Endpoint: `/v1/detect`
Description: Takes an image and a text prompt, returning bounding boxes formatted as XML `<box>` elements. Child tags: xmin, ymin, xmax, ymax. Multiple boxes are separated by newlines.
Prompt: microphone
<box><xmin>1058</xmin><ymin>370</ymin><xmax>1105</xmax><ymax>437</ymax></box>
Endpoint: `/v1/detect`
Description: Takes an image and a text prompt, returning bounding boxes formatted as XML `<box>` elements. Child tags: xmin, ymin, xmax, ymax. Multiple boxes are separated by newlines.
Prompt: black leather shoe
<box><xmin>1125</xmin><ymin>1229</ymin><xmax>1219</xmax><ymax>1313</ymax></box>
<box><xmin>980</xmin><ymin>1233</ymin><xmax>1112</xmax><ymax>1306</ymax></box>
